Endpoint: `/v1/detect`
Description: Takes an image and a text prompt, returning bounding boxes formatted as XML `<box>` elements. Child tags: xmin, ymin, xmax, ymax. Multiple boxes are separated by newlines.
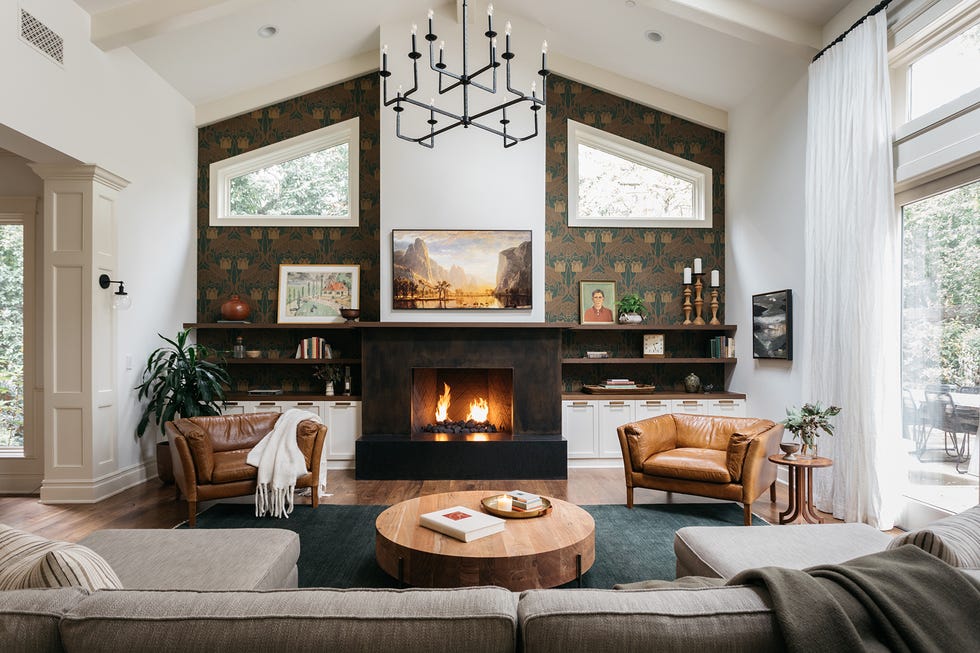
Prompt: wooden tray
<box><xmin>582</xmin><ymin>384</ymin><xmax>657</xmax><ymax>394</ymax></box>
<box><xmin>481</xmin><ymin>494</ymin><xmax>553</xmax><ymax>519</ymax></box>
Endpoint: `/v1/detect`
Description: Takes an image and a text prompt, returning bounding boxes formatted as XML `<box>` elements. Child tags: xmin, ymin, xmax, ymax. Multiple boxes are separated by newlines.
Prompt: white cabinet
<box><xmin>635</xmin><ymin>398</ymin><xmax>671</xmax><ymax>420</ymax></box>
<box><xmin>671</xmin><ymin>398</ymin><xmax>709</xmax><ymax>415</ymax></box>
<box><xmin>326</xmin><ymin>400</ymin><xmax>361</xmax><ymax>460</ymax></box>
<box><xmin>598</xmin><ymin>400</ymin><xmax>633</xmax><ymax>459</ymax></box>
<box><xmin>562</xmin><ymin>400</ymin><xmax>599</xmax><ymax>459</ymax></box>
<box><xmin>219</xmin><ymin>401</ymin><xmax>247</xmax><ymax>415</ymax></box>
<box><xmin>708</xmin><ymin>398</ymin><xmax>746</xmax><ymax>417</ymax></box>
<box><xmin>247</xmin><ymin>400</ymin><xmax>284</xmax><ymax>414</ymax></box>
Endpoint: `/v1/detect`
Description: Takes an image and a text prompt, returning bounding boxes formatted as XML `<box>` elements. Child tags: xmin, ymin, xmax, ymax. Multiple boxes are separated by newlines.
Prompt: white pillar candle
<box><xmin>711</xmin><ymin>270</ymin><xmax>720</xmax><ymax>287</ymax></box>
<box><xmin>693</xmin><ymin>258</ymin><xmax>702</xmax><ymax>274</ymax></box>
<box><xmin>683</xmin><ymin>267</ymin><xmax>692</xmax><ymax>285</ymax></box>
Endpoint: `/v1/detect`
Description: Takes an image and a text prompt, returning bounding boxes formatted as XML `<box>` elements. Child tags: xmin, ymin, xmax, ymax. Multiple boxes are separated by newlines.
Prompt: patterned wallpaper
<box><xmin>543</xmin><ymin>74</ymin><xmax>726</xmax><ymax>324</ymax></box>
<box><xmin>197</xmin><ymin>74</ymin><xmax>381</xmax><ymax>322</ymax></box>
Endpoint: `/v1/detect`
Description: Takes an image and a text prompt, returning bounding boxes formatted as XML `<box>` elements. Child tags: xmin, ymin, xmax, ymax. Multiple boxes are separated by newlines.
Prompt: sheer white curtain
<box><xmin>804</xmin><ymin>11</ymin><xmax>903</xmax><ymax>529</ymax></box>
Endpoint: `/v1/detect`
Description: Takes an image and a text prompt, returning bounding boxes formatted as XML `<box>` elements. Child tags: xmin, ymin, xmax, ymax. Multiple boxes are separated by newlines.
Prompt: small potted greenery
<box><xmin>135</xmin><ymin>329</ymin><xmax>230</xmax><ymax>481</ymax></box>
<box><xmin>313</xmin><ymin>364</ymin><xmax>343</xmax><ymax>395</ymax></box>
<box><xmin>781</xmin><ymin>402</ymin><xmax>842</xmax><ymax>458</ymax></box>
<box><xmin>616</xmin><ymin>293</ymin><xmax>649</xmax><ymax>324</ymax></box>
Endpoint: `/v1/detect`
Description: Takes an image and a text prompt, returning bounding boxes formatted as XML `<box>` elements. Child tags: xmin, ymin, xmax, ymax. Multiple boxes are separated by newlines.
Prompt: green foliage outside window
<box><xmin>230</xmin><ymin>144</ymin><xmax>350</xmax><ymax>217</ymax></box>
<box><xmin>0</xmin><ymin>225</ymin><xmax>24</xmax><ymax>448</ymax></box>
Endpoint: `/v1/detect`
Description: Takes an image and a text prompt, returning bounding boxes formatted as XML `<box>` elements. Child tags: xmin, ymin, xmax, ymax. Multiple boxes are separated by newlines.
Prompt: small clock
<box><xmin>643</xmin><ymin>333</ymin><xmax>665</xmax><ymax>358</ymax></box>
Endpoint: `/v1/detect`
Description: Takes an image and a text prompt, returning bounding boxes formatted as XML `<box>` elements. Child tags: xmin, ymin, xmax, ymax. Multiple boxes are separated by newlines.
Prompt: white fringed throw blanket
<box><xmin>246</xmin><ymin>408</ymin><xmax>325</xmax><ymax>519</ymax></box>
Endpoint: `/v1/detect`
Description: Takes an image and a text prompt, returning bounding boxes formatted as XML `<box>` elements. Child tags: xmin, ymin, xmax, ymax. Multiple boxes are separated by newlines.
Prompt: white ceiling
<box><xmin>72</xmin><ymin>0</ymin><xmax>852</xmax><ymax>122</ymax></box>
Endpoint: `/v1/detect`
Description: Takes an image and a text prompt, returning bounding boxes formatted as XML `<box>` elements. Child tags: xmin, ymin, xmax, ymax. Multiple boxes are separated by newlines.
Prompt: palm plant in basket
<box><xmin>781</xmin><ymin>402</ymin><xmax>842</xmax><ymax>458</ymax></box>
<box><xmin>135</xmin><ymin>329</ymin><xmax>230</xmax><ymax>438</ymax></box>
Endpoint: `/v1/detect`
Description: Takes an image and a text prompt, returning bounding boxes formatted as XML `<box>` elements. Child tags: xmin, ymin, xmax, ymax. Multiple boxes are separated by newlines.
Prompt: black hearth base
<box><xmin>354</xmin><ymin>435</ymin><xmax>567</xmax><ymax>480</ymax></box>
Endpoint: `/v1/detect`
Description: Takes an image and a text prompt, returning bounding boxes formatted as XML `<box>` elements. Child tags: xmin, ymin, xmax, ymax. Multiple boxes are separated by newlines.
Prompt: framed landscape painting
<box><xmin>277</xmin><ymin>264</ymin><xmax>359</xmax><ymax>323</ymax></box>
<box><xmin>391</xmin><ymin>230</ymin><xmax>532</xmax><ymax>310</ymax></box>
<box><xmin>752</xmin><ymin>289</ymin><xmax>792</xmax><ymax>360</ymax></box>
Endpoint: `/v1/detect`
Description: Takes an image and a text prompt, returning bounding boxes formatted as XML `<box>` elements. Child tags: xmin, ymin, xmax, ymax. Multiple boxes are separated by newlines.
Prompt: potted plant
<box><xmin>313</xmin><ymin>364</ymin><xmax>343</xmax><ymax>395</ymax></box>
<box><xmin>616</xmin><ymin>293</ymin><xmax>649</xmax><ymax>324</ymax></box>
<box><xmin>135</xmin><ymin>329</ymin><xmax>231</xmax><ymax>482</ymax></box>
<box><xmin>781</xmin><ymin>402</ymin><xmax>842</xmax><ymax>458</ymax></box>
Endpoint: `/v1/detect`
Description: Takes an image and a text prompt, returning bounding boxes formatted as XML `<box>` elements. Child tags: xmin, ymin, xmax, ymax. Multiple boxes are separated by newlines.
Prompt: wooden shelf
<box><xmin>561</xmin><ymin>357</ymin><xmax>736</xmax><ymax>365</ymax></box>
<box><xmin>188</xmin><ymin>322</ymin><xmax>737</xmax><ymax>332</ymax></box>
<box><xmin>224</xmin><ymin>393</ymin><xmax>362</xmax><ymax>402</ymax></box>
<box><xmin>565</xmin><ymin>324</ymin><xmax>736</xmax><ymax>332</ymax></box>
<box><xmin>186</xmin><ymin>322</ymin><xmax>357</xmax><ymax>330</ymax></box>
<box><xmin>224</xmin><ymin>358</ymin><xmax>360</xmax><ymax>365</ymax></box>
<box><xmin>561</xmin><ymin>391</ymin><xmax>746</xmax><ymax>400</ymax></box>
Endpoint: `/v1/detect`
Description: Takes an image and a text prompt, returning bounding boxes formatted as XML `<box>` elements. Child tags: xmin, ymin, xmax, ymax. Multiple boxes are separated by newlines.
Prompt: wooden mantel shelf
<box><xmin>186</xmin><ymin>322</ymin><xmax>736</xmax><ymax>331</ymax></box>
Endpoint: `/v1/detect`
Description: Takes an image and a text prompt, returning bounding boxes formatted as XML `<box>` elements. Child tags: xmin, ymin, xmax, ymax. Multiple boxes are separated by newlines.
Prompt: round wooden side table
<box><xmin>768</xmin><ymin>454</ymin><xmax>833</xmax><ymax>524</ymax></box>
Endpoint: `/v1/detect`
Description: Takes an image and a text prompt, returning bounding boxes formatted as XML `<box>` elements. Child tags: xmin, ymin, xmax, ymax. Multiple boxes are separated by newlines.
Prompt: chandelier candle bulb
<box><xmin>683</xmin><ymin>267</ymin><xmax>692</xmax><ymax>285</ymax></box>
<box><xmin>711</xmin><ymin>270</ymin><xmax>720</xmax><ymax>287</ymax></box>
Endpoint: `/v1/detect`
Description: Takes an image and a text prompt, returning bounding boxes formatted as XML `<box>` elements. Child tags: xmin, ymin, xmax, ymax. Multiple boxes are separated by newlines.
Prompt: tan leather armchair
<box><xmin>617</xmin><ymin>413</ymin><xmax>782</xmax><ymax>525</ymax></box>
<box><xmin>165</xmin><ymin>413</ymin><xmax>327</xmax><ymax>527</ymax></box>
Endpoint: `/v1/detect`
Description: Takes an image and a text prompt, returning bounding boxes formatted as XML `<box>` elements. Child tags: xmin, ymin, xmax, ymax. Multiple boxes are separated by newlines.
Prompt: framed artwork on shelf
<box><xmin>580</xmin><ymin>281</ymin><xmax>616</xmax><ymax>324</ymax></box>
<box><xmin>752</xmin><ymin>289</ymin><xmax>792</xmax><ymax>360</ymax></box>
<box><xmin>277</xmin><ymin>264</ymin><xmax>360</xmax><ymax>324</ymax></box>
<box><xmin>391</xmin><ymin>229</ymin><xmax>532</xmax><ymax>310</ymax></box>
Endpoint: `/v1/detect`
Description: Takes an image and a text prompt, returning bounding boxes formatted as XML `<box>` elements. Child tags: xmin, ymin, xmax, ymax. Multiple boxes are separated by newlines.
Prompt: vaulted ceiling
<box><xmin>72</xmin><ymin>0</ymin><xmax>852</xmax><ymax>125</ymax></box>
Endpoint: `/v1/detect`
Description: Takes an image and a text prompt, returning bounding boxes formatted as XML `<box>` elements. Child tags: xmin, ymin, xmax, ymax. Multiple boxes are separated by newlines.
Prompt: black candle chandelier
<box><xmin>380</xmin><ymin>1</ymin><xmax>549</xmax><ymax>148</ymax></box>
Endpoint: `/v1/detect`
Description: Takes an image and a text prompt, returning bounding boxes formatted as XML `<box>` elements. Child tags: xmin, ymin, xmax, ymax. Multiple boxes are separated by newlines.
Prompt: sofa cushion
<box><xmin>674</xmin><ymin>523</ymin><xmax>894</xmax><ymax>579</ymax></box>
<box><xmin>185</xmin><ymin>412</ymin><xmax>281</xmax><ymax>453</ymax></box>
<box><xmin>519</xmin><ymin>586</ymin><xmax>779</xmax><ymax>652</ymax></box>
<box><xmin>886</xmin><ymin>504</ymin><xmax>980</xmax><ymax>568</ymax></box>
<box><xmin>0</xmin><ymin>524</ymin><xmax>122</xmax><ymax>592</ymax></box>
<box><xmin>642</xmin><ymin>449</ymin><xmax>731</xmax><ymax>483</ymax></box>
<box><xmin>0</xmin><ymin>587</ymin><xmax>87</xmax><ymax>653</ymax></box>
<box><xmin>210</xmin><ymin>449</ymin><xmax>258</xmax><ymax>484</ymax></box>
<box><xmin>78</xmin><ymin>528</ymin><xmax>299</xmax><ymax>590</ymax></box>
<box><xmin>61</xmin><ymin>587</ymin><xmax>518</xmax><ymax>653</ymax></box>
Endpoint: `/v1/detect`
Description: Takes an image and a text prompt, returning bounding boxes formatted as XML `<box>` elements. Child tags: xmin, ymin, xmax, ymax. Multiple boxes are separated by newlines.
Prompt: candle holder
<box><xmin>682</xmin><ymin>285</ymin><xmax>692</xmax><ymax>325</ymax></box>
<box><xmin>709</xmin><ymin>288</ymin><xmax>721</xmax><ymax>325</ymax></box>
<box><xmin>693</xmin><ymin>274</ymin><xmax>705</xmax><ymax>325</ymax></box>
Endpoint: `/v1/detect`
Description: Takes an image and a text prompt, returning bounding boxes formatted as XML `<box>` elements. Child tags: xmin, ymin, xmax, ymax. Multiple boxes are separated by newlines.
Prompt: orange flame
<box><xmin>435</xmin><ymin>383</ymin><xmax>451</xmax><ymax>422</ymax></box>
<box><xmin>468</xmin><ymin>397</ymin><xmax>489</xmax><ymax>422</ymax></box>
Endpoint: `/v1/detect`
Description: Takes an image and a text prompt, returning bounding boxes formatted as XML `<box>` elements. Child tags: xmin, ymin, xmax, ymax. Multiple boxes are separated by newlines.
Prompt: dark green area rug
<box><xmin>186</xmin><ymin>502</ymin><xmax>766</xmax><ymax>589</ymax></box>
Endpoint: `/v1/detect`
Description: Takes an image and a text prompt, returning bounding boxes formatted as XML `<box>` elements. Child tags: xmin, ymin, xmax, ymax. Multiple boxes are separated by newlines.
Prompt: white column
<box><xmin>30</xmin><ymin>164</ymin><xmax>129</xmax><ymax>503</ymax></box>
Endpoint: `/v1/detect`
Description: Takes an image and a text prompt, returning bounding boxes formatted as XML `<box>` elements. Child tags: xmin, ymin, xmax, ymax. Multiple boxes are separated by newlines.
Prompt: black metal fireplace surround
<box><xmin>355</xmin><ymin>325</ymin><xmax>567</xmax><ymax>479</ymax></box>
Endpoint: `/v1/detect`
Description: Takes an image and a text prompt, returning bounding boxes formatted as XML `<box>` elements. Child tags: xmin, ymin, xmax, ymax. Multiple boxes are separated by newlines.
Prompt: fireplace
<box><xmin>356</xmin><ymin>325</ymin><xmax>566</xmax><ymax>479</ymax></box>
<box><xmin>412</xmin><ymin>368</ymin><xmax>513</xmax><ymax>438</ymax></box>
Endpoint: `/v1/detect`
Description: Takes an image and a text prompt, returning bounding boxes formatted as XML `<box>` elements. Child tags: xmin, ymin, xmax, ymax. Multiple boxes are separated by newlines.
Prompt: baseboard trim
<box><xmin>0</xmin><ymin>473</ymin><xmax>43</xmax><ymax>494</ymax></box>
<box><xmin>39</xmin><ymin>460</ymin><xmax>156</xmax><ymax>504</ymax></box>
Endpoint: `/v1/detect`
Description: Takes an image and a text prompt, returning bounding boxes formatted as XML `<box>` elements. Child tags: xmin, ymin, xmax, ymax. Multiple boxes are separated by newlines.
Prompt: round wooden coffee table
<box><xmin>375</xmin><ymin>490</ymin><xmax>595</xmax><ymax>591</ymax></box>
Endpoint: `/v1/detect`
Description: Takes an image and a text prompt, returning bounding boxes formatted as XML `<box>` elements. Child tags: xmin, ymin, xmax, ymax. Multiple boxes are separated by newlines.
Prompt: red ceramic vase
<box><xmin>220</xmin><ymin>294</ymin><xmax>251</xmax><ymax>321</ymax></box>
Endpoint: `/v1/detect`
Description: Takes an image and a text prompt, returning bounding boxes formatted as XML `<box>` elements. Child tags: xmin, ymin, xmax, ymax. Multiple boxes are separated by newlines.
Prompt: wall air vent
<box><xmin>19</xmin><ymin>8</ymin><xmax>64</xmax><ymax>65</ymax></box>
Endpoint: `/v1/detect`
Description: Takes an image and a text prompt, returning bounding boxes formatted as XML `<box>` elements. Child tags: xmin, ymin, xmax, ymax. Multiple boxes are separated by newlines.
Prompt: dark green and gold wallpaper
<box><xmin>543</xmin><ymin>74</ymin><xmax>725</xmax><ymax>324</ymax></box>
<box><xmin>197</xmin><ymin>73</ymin><xmax>381</xmax><ymax>323</ymax></box>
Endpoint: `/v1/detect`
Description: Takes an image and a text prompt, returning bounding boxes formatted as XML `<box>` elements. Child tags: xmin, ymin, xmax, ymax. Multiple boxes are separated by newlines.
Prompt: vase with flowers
<box><xmin>781</xmin><ymin>402</ymin><xmax>842</xmax><ymax>459</ymax></box>
<box><xmin>313</xmin><ymin>365</ymin><xmax>343</xmax><ymax>396</ymax></box>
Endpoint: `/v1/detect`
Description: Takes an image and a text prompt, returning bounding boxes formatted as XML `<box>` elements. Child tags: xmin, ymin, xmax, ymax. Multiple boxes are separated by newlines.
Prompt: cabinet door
<box><xmin>281</xmin><ymin>401</ymin><xmax>324</xmax><ymax>419</ymax></box>
<box><xmin>708</xmin><ymin>399</ymin><xmax>746</xmax><ymax>417</ymax></box>
<box><xmin>247</xmin><ymin>401</ymin><xmax>284</xmax><ymax>414</ymax></box>
<box><xmin>671</xmin><ymin>399</ymin><xmax>708</xmax><ymax>415</ymax></box>
<box><xmin>562</xmin><ymin>400</ymin><xmax>598</xmax><ymax>458</ymax></box>
<box><xmin>635</xmin><ymin>398</ymin><xmax>671</xmax><ymax>420</ymax></box>
<box><xmin>598</xmin><ymin>400</ymin><xmax>634</xmax><ymax>459</ymax></box>
<box><xmin>220</xmin><ymin>401</ymin><xmax>246</xmax><ymax>415</ymax></box>
<box><xmin>326</xmin><ymin>401</ymin><xmax>361</xmax><ymax>459</ymax></box>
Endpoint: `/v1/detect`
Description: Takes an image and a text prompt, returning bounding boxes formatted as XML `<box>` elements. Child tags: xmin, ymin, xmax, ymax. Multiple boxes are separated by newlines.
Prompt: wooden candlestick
<box><xmin>693</xmin><ymin>275</ymin><xmax>705</xmax><ymax>325</ymax></box>
<box><xmin>682</xmin><ymin>285</ymin><xmax>692</xmax><ymax>325</ymax></box>
<box><xmin>709</xmin><ymin>288</ymin><xmax>721</xmax><ymax>325</ymax></box>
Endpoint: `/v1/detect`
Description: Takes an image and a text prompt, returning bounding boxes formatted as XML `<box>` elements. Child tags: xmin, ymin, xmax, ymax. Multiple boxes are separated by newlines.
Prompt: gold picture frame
<box><xmin>277</xmin><ymin>264</ymin><xmax>360</xmax><ymax>324</ymax></box>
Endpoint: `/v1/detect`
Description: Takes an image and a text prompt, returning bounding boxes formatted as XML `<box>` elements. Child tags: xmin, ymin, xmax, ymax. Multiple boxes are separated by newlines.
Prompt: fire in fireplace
<box><xmin>427</xmin><ymin>383</ymin><xmax>498</xmax><ymax>434</ymax></box>
<box><xmin>412</xmin><ymin>368</ymin><xmax>513</xmax><ymax>436</ymax></box>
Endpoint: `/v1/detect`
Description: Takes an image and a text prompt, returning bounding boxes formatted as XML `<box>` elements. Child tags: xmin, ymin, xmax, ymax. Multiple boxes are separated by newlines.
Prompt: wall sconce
<box><xmin>99</xmin><ymin>274</ymin><xmax>131</xmax><ymax>310</ymax></box>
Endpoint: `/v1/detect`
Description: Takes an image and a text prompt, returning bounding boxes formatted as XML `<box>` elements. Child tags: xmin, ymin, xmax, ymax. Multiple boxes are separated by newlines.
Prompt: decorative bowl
<box><xmin>779</xmin><ymin>442</ymin><xmax>800</xmax><ymax>460</ymax></box>
<box><xmin>339</xmin><ymin>308</ymin><xmax>360</xmax><ymax>322</ymax></box>
<box><xmin>245</xmin><ymin>350</ymin><xmax>262</xmax><ymax>358</ymax></box>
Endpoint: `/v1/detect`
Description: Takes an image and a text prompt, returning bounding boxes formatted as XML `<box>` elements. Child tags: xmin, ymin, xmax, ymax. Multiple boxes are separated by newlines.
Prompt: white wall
<box><xmin>0</xmin><ymin>154</ymin><xmax>43</xmax><ymax>195</ymax></box>
<box><xmin>379</xmin><ymin>6</ymin><xmax>546</xmax><ymax>322</ymax></box>
<box><xmin>726</xmin><ymin>59</ymin><xmax>810</xmax><ymax>424</ymax></box>
<box><xmin>0</xmin><ymin>0</ymin><xmax>197</xmax><ymax>491</ymax></box>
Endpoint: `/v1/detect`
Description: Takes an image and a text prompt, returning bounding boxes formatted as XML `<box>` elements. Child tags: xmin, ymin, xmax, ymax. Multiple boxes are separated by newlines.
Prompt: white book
<box><xmin>506</xmin><ymin>490</ymin><xmax>541</xmax><ymax>503</ymax></box>
<box><xmin>419</xmin><ymin>506</ymin><xmax>506</xmax><ymax>542</ymax></box>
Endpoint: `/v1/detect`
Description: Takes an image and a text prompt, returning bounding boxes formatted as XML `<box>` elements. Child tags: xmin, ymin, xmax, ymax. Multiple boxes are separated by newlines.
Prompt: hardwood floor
<box><xmin>0</xmin><ymin>468</ymin><xmax>855</xmax><ymax>542</ymax></box>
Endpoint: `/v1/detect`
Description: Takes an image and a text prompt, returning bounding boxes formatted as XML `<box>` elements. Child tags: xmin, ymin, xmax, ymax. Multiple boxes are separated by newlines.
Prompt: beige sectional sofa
<box><xmin>3</xmin><ymin>506</ymin><xmax>980</xmax><ymax>652</ymax></box>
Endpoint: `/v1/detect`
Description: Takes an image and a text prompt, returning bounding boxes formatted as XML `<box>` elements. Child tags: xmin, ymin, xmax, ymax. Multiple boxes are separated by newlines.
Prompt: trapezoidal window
<box><xmin>209</xmin><ymin>117</ymin><xmax>359</xmax><ymax>227</ymax></box>
<box><xmin>567</xmin><ymin>120</ymin><xmax>712</xmax><ymax>228</ymax></box>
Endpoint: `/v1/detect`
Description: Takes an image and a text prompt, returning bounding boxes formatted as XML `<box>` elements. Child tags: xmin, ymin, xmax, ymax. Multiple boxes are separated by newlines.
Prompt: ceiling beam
<box><xmin>638</xmin><ymin>0</ymin><xmax>822</xmax><ymax>58</ymax></box>
<box><xmin>90</xmin><ymin>0</ymin><xmax>267</xmax><ymax>51</ymax></box>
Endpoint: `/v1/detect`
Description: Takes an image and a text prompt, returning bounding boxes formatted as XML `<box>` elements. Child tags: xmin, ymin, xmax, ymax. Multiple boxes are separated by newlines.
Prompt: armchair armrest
<box><xmin>164</xmin><ymin>421</ymin><xmax>199</xmax><ymax>502</ymax></box>
<box><xmin>739</xmin><ymin>422</ymin><xmax>783</xmax><ymax>501</ymax></box>
<box><xmin>616</xmin><ymin>414</ymin><xmax>677</xmax><ymax>472</ymax></box>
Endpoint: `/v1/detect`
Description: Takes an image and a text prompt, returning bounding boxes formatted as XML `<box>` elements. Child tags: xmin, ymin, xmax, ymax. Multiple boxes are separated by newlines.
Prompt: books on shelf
<box><xmin>506</xmin><ymin>490</ymin><xmax>543</xmax><ymax>511</ymax></box>
<box><xmin>295</xmin><ymin>337</ymin><xmax>331</xmax><ymax>360</ymax></box>
<box><xmin>585</xmin><ymin>351</ymin><xmax>609</xmax><ymax>358</ymax></box>
<box><xmin>708</xmin><ymin>336</ymin><xmax>735</xmax><ymax>359</ymax></box>
<box><xmin>603</xmin><ymin>378</ymin><xmax>637</xmax><ymax>389</ymax></box>
<box><xmin>247</xmin><ymin>388</ymin><xmax>284</xmax><ymax>396</ymax></box>
<box><xmin>419</xmin><ymin>505</ymin><xmax>506</xmax><ymax>542</ymax></box>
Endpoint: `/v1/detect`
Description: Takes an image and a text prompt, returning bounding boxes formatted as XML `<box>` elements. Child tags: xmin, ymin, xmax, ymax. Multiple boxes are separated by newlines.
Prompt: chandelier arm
<box><xmin>464</xmin><ymin>118</ymin><xmax>520</xmax><ymax>145</ymax></box>
<box><xmin>467</xmin><ymin>95</ymin><xmax>536</xmax><ymax>123</ymax></box>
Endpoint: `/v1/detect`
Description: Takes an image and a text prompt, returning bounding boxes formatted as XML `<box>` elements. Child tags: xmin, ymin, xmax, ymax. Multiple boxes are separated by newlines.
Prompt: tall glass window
<box><xmin>0</xmin><ymin>223</ymin><xmax>24</xmax><ymax>452</ymax></box>
<box><xmin>908</xmin><ymin>22</ymin><xmax>980</xmax><ymax>120</ymax></box>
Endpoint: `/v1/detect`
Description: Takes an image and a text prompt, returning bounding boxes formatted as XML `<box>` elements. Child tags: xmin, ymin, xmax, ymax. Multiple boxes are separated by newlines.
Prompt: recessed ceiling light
<box><xmin>257</xmin><ymin>24</ymin><xmax>278</xmax><ymax>38</ymax></box>
<box><xmin>625</xmin><ymin>0</ymin><xmax>637</xmax><ymax>6</ymax></box>
<box><xmin>645</xmin><ymin>30</ymin><xmax>663</xmax><ymax>43</ymax></box>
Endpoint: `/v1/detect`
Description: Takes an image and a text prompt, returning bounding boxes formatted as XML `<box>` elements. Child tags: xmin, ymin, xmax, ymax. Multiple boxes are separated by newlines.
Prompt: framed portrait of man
<box><xmin>579</xmin><ymin>281</ymin><xmax>616</xmax><ymax>324</ymax></box>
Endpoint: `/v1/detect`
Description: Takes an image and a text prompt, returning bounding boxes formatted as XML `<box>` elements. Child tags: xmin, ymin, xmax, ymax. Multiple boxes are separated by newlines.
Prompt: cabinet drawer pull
<box><xmin>609</xmin><ymin>401</ymin><xmax>627</xmax><ymax>406</ymax></box>
<box><xmin>258</xmin><ymin>402</ymin><xmax>276</xmax><ymax>406</ymax></box>
<box><xmin>716</xmin><ymin>400</ymin><xmax>735</xmax><ymax>404</ymax></box>
<box><xmin>571</xmin><ymin>401</ymin><xmax>590</xmax><ymax>407</ymax></box>
<box><xmin>335</xmin><ymin>402</ymin><xmax>352</xmax><ymax>406</ymax></box>
<box><xmin>296</xmin><ymin>402</ymin><xmax>314</xmax><ymax>406</ymax></box>
<box><xmin>223</xmin><ymin>402</ymin><xmax>240</xmax><ymax>406</ymax></box>
<box><xmin>681</xmin><ymin>401</ymin><xmax>700</xmax><ymax>405</ymax></box>
<box><xmin>644</xmin><ymin>401</ymin><xmax>664</xmax><ymax>406</ymax></box>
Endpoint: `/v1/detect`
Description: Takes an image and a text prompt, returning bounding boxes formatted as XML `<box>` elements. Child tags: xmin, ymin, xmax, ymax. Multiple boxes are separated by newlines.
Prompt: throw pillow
<box><xmin>0</xmin><ymin>523</ymin><xmax>123</xmax><ymax>591</ymax></box>
<box><xmin>886</xmin><ymin>504</ymin><xmax>980</xmax><ymax>568</ymax></box>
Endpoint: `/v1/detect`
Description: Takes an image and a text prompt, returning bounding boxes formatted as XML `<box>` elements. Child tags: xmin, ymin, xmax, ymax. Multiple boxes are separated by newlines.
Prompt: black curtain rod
<box><xmin>812</xmin><ymin>0</ymin><xmax>894</xmax><ymax>63</ymax></box>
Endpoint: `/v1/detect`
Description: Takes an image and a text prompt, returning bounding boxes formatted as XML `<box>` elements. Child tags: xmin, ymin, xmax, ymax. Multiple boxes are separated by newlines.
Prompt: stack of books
<box><xmin>507</xmin><ymin>490</ymin><xmax>543</xmax><ymax>512</ymax></box>
<box><xmin>419</xmin><ymin>506</ymin><xmax>505</xmax><ymax>542</ymax></box>
<box><xmin>585</xmin><ymin>351</ymin><xmax>609</xmax><ymax>359</ymax></box>
<box><xmin>603</xmin><ymin>378</ymin><xmax>637</xmax><ymax>389</ymax></box>
<box><xmin>295</xmin><ymin>337</ymin><xmax>331</xmax><ymax>359</ymax></box>
<box><xmin>708</xmin><ymin>336</ymin><xmax>735</xmax><ymax>359</ymax></box>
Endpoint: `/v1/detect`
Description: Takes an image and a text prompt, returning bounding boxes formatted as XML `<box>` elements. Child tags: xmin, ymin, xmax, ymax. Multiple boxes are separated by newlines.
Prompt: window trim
<box><xmin>209</xmin><ymin>117</ymin><xmax>359</xmax><ymax>227</ymax></box>
<box><xmin>566</xmin><ymin>120</ymin><xmax>712</xmax><ymax>229</ymax></box>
